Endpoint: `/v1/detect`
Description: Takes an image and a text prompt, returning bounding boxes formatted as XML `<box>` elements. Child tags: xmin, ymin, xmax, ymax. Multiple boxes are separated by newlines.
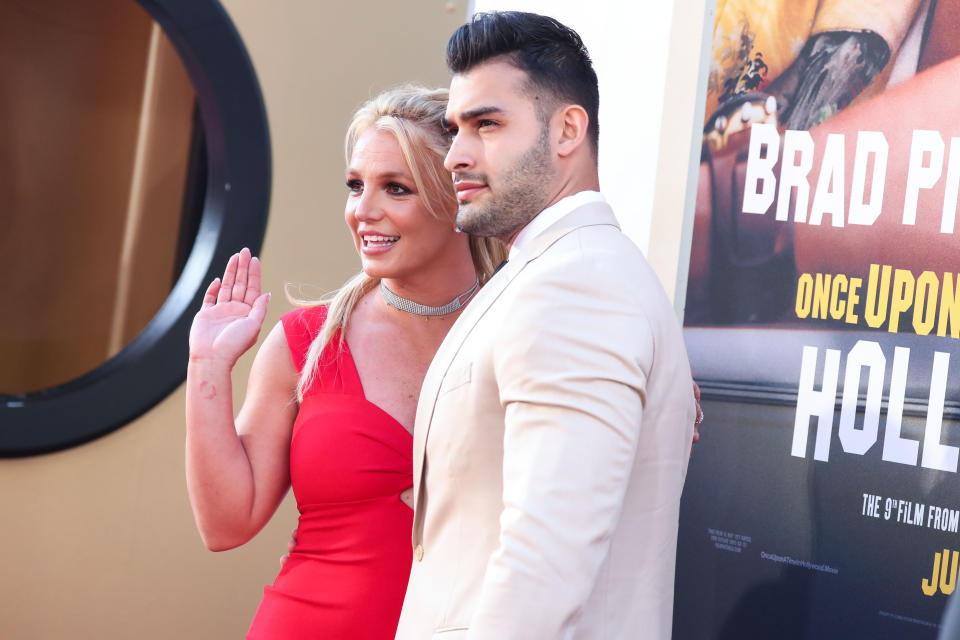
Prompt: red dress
<box><xmin>247</xmin><ymin>306</ymin><xmax>414</xmax><ymax>639</ymax></box>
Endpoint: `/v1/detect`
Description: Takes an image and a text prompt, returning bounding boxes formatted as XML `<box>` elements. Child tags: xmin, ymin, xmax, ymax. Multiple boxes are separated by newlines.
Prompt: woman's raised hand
<box><xmin>189</xmin><ymin>248</ymin><xmax>271</xmax><ymax>366</ymax></box>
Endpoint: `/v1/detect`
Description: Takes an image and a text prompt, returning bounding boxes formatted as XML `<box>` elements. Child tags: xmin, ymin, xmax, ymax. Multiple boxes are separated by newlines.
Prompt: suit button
<box><xmin>414</xmin><ymin>544</ymin><xmax>424</xmax><ymax>562</ymax></box>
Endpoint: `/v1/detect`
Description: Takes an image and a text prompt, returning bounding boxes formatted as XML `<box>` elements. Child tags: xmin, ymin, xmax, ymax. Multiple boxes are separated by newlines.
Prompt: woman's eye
<box><xmin>346</xmin><ymin>179</ymin><xmax>362</xmax><ymax>194</ymax></box>
<box><xmin>387</xmin><ymin>182</ymin><xmax>412</xmax><ymax>195</ymax></box>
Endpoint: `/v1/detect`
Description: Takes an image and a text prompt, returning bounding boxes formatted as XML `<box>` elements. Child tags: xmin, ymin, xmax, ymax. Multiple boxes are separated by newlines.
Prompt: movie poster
<box><xmin>676</xmin><ymin>1</ymin><xmax>960</xmax><ymax>637</ymax></box>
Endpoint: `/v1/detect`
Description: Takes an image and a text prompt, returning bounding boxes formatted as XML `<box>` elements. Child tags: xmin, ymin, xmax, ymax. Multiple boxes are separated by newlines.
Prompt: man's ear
<box><xmin>555</xmin><ymin>105</ymin><xmax>589</xmax><ymax>158</ymax></box>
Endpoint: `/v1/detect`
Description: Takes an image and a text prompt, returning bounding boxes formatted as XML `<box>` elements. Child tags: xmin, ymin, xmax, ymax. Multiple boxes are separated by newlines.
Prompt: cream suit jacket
<box><xmin>395</xmin><ymin>201</ymin><xmax>695</xmax><ymax>640</ymax></box>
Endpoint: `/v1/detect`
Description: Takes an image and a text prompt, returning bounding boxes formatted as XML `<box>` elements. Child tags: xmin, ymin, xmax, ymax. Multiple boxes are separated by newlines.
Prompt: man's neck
<box><xmin>505</xmin><ymin>189</ymin><xmax>605</xmax><ymax>256</ymax></box>
<box><xmin>543</xmin><ymin>170</ymin><xmax>601</xmax><ymax>210</ymax></box>
<box><xmin>502</xmin><ymin>171</ymin><xmax>601</xmax><ymax>250</ymax></box>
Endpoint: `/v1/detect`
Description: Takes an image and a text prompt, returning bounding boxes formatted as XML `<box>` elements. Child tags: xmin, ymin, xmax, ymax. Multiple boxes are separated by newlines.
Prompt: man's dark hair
<box><xmin>446</xmin><ymin>11</ymin><xmax>600</xmax><ymax>154</ymax></box>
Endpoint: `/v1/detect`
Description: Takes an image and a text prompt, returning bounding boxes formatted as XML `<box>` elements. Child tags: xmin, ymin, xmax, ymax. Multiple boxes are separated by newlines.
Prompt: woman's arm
<box><xmin>185</xmin><ymin>249</ymin><xmax>299</xmax><ymax>551</ymax></box>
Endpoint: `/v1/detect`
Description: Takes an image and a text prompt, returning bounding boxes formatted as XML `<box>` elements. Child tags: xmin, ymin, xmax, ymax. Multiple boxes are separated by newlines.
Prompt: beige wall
<box><xmin>0</xmin><ymin>1</ymin><xmax>713</xmax><ymax>638</ymax></box>
<box><xmin>0</xmin><ymin>2</ymin><xmax>465</xmax><ymax>638</ymax></box>
<box><xmin>649</xmin><ymin>0</ymin><xmax>713</xmax><ymax>309</ymax></box>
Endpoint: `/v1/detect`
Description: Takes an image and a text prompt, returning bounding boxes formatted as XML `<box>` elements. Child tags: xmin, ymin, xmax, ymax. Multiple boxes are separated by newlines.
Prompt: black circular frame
<box><xmin>0</xmin><ymin>0</ymin><xmax>271</xmax><ymax>456</ymax></box>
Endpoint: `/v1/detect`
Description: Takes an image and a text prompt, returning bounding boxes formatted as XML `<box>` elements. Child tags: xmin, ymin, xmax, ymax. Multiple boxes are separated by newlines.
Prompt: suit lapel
<box><xmin>411</xmin><ymin>201</ymin><xmax>621</xmax><ymax>509</ymax></box>
<box><xmin>411</xmin><ymin>256</ymin><xmax>519</xmax><ymax>501</ymax></box>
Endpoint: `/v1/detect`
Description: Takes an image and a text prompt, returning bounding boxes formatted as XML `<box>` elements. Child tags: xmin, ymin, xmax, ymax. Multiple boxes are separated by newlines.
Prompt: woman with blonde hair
<box><xmin>185</xmin><ymin>86</ymin><xmax>505</xmax><ymax>639</ymax></box>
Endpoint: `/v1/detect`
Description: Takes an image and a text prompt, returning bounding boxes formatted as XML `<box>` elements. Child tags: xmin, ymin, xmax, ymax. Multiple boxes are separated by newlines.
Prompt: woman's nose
<box><xmin>353</xmin><ymin>191</ymin><xmax>384</xmax><ymax>221</ymax></box>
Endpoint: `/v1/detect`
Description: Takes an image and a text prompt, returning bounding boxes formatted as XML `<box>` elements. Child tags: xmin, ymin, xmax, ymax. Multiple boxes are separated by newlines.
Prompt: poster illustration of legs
<box><xmin>678</xmin><ymin>0</ymin><xmax>960</xmax><ymax>637</ymax></box>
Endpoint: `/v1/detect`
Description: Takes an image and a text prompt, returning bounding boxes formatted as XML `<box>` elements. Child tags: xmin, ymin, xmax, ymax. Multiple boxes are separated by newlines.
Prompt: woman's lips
<box><xmin>361</xmin><ymin>234</ymin><xmax>399</xmax><ymax>255</ymax></box>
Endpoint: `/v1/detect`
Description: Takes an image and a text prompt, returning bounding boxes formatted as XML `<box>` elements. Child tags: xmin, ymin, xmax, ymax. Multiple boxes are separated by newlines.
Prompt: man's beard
<box><xmin>455</xmin><ymin>123</ymin><xmax>555</xmax><ymax>240</ymax></box>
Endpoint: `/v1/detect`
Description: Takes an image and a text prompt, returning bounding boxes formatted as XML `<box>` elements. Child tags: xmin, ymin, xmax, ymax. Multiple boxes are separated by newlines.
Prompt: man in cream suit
<box><xmin>395</xmin><ymin>11</ymin><xmax>696</xmax><ymax>639</ymax></box>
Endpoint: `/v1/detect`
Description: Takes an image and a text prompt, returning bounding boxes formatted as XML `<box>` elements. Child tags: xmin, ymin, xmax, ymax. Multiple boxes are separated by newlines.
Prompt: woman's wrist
<box><xmin>188</xmin><ymin>352</ymin><xmax>238</xmax><ymax>372</ymax></box>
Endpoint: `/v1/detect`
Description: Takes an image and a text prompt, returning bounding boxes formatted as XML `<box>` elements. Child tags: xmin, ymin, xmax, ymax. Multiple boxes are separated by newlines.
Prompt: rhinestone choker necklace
<box><xmin>380</xmin><ymin>276</ymin><xmax>479</xmax><ymax>317</ymax></box>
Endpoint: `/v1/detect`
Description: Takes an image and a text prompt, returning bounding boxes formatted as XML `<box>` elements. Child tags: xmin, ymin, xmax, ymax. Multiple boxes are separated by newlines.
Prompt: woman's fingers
<box><xmin>218</xmin><ymin>253</ymin><xmax>239</xmax><ymax>303</ymax></box>
<box><xmin>249</xmin><ymin>292</ymin><xmax>271</xmax><ymax>328</ymax></box>
<box><xmin>233</xmin><ymin>248</ymin><xmax>251</xmax><ymax>302</ymax></box>
<box><xmin>244</xmin><ymin>255</ymin><xmax>262</xmax><ymax>306</ymax></box>
<box><xmin>212</xmin><ymin>249</ymin><xmax>261</xmax><ymax>308</ymax></box>
<box><xmin>691</xmin><ymin>377</ymin><xmax>703</xmax><ymax>451</ymax></box>
<box><xmin>201</xmin><ymin>278</ymin><xmax>221</xmax><ymax>309</ymax></box>
<box><xmin>281</xmin><ymin>525</ymin><xmax>298</xmax><ymax>567</ymax></box>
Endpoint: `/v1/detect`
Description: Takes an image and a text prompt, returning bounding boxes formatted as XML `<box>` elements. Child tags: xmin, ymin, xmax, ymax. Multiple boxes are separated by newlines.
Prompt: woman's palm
<box><xmin>189</xmin><ymin>248</ymin><xmax>270</xmax><ymax>364</ymax></box>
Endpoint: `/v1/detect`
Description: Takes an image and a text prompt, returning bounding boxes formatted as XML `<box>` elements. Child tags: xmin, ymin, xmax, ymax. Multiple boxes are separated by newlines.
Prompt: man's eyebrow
<box><xmin>443</xmin><ymin>106</ymin><xmax>505</xmax><ymax>129</ymax></box>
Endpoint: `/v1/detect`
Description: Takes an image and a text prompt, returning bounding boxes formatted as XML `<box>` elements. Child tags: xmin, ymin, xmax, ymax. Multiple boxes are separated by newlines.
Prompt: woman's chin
<box><xmin>361</xmin><ymin>261</ymin><xmax>399</xmax><ymax>281</ymax></box>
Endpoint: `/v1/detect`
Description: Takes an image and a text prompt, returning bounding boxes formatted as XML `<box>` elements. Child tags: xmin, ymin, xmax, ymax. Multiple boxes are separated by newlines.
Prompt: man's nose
<box><xmin>444</xmin><ymin>133</ymin><xmax>473</xmax><ymax>173</ymax></box>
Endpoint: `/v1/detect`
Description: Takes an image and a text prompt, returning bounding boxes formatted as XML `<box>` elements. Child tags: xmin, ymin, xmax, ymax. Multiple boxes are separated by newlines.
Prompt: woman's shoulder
<box><xmin>280</xmin><ymin>305</ymin><xmax>330</xmax><ymax>371</ymax></box>
<box><xmin>281</xmin><ymin>304</ymin><xmax>329</xmax><ymax>334</ymax></box>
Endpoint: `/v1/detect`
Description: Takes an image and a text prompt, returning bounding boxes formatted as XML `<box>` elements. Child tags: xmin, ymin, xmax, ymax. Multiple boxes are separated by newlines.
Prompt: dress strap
<box><xmin>280</xmin><ymin>305</ymin><xmax>329</xmax><ymax>373</ymax></box>
<box><xmin>280</xmin><ymin>305</ymin><xmax>362</xmax><ymax>398</ymax></box>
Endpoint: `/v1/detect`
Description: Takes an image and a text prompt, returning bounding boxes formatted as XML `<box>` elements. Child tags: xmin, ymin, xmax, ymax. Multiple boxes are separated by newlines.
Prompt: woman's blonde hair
<box><xmin>291</xmin><ymin>85</ymin><xmax>506</xmax><ymax>401</ymax></box>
